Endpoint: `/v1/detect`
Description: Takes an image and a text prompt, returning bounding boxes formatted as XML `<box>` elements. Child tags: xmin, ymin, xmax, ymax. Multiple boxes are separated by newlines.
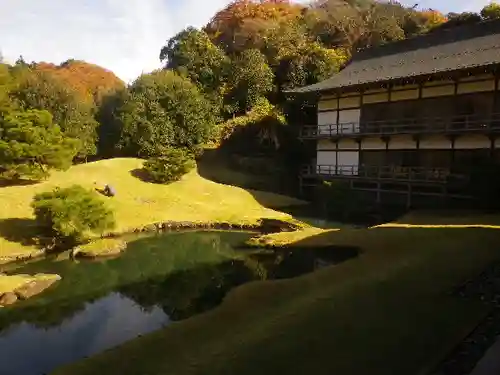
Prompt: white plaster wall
<box><xmin>338</xmin><ymin>139</ymin><xmax>358</xmax><ymax>150</ymax></box>
<box><xmin>361</xmin><ymin>137</ymin><xmax>386</xmax><ymax>150</ymax></box>
<box><xmin>420</xmin><ymin>136</ymin><xmax>452</xmax><ymax>149</ymax></box>
<box><xmin>455</xmin><ymin>134</ymin><xmax>490</xmax><ymax>149</ymax></box>
<box><xmin>316</xmin><ymin>151</ymin><xmax>337</xmax><ymax>175</ymax></box>
<box><xmin>388</xmin><ymin>135</ymin><xmax>416</xmax><ymax>149</ymax></box>
<box><xmin>391</xmin><ymin>88</ymin><xmax>419</xmax><ymax>101</ymax></box>
<box><xmin>317</xmin><ymin>139</ymin><xmax>336</xmax><ymax>151</ymax></box>
<box><xmin>318</xmin><ymin>98</ymin><xmax>338</xmax><ymax>111</ymax></box>
<box><xmin>318</xmin><ymin>111</ymin><xmax>337</xmax><ymax>135</ymax></box>
<box><xmin>457</xmin><ymin>79</ymin><xmax>495</xmax><ymax>94</ymax></box>
<box><xmin>315</xmin><ymin>150</ymin><xmax>359</xmax><ymax>175</ymax></box>
<box><xmin>339</xmin><ymin>96</ymin><xmax>360</xmax><ymax>109</ymax></box>
<box><xmin>422</xmin><ymin>84</ymin><xmax>455</xmax><ymax>98</ymax></box>
<box><xmin>363</xmin><ymin>92</ymin><xmax>389</xmax><ymax>104</ymax></box>
<box><xmin>338</xmin><ymin>109</ymin><xmax>361</xmax><ymax>133</ymax></box>
<box><xmin>337</xmin><ymin>152</ymin><xmax>359</xmax><ymax>175</ymax></box>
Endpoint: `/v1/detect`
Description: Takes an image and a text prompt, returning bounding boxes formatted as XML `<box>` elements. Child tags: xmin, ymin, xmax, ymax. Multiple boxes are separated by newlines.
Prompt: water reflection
<box><xmin>0</xmin><ymin>231</ymin><xmax>359</xmax><ymax>375</ymax></box>
<box><xmin>0</xmin><ymin>293</ymin><xmax>168</xmax><ymax>375</ymax></box>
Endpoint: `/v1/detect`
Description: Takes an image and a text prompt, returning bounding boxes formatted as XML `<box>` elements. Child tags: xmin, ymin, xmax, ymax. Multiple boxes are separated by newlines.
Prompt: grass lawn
<box><xmin>72</xmin><ymin>238</ymin><xmax>127</xmax><ymax>257</ymax></box>
<box><xmin>386</xmin><ymin>210</ymin><xmax>500</xmax><ymax>226</ymax></box>
<box><xmin>246</xmin><ymin>227</ymin><xmax>336</xmax><ymax>247</ymax></box>
<box><xmin>0</xmin><ymin>158</ymin><xmax>305</xmax><ymax>262</ymax></box>
<box><xmin>54</xmin><ymin>227</ymin><xmax>500</xmax><ymax>375</ymax></box>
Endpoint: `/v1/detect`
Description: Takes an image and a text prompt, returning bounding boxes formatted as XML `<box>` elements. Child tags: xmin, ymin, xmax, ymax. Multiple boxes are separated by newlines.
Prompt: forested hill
<box><xmin>1</xmin><ymin>1</ymin><xmax>500</xmax><ymax>193</ymax></box>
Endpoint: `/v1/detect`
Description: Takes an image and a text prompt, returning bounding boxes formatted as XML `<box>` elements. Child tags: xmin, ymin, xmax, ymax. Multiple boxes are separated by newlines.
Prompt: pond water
<box><xmin>0</xmin><ymin>231</ymin><xmax>359</xmax><ymax>375</ymax></box>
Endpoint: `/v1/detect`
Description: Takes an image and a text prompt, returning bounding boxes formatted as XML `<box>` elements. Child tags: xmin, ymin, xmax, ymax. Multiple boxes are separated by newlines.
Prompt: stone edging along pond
<box><xmin>0</xmin><ymin>218</ymin><xmax>304</xmax><ymax>263</ymax></box>
<box><xmin>72</xmin><ymin>218</ymin><xmax>304</xmax><ymax>259</ymax></box>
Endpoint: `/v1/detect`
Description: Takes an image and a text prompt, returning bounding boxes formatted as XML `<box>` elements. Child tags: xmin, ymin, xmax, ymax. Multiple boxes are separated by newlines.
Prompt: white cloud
<box><xmin>0</xmin><ymin>0</ymin><xmax>231</xmax><ymax>83</ymax></box>
<box><xmin>0</xmin><ymin>0</ymin><xmax>495</xmax><ymax>83</ymax></box>
<box><xmin>399</xmin><ymin>0</ymin><xmax>492</xmax><ymax>13</ymax></box>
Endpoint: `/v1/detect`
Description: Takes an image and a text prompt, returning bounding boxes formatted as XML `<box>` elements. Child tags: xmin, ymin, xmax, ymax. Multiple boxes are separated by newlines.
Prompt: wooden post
<box><xmin>448</xmin><ymin>135</ymin><xmax>456</xmax><ymax>164</ymax></box>
<box><xmin>489</xmin><ymin>134</ymin><xmax>495</xmax><ymax>159</ymax></box>
<box><xmin>335</xmin><ymin>140</ymin><xmax>339</xmax><ymax>174</ymax></box>
<box><xmin>406</xmin><ymin>183</ymin><xmax>412</xmax><ymax>209</ymax></box>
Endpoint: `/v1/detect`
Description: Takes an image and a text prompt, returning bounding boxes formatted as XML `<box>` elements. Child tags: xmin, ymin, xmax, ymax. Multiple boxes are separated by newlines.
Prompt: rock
<box><xmin>260</xmin><ymin>219</ymin><xmax>299</xmax><ymax>233</ymax></box>
<box><xmin>219</xmin><ymin>223</ymin><xmax>231</xmax><ymax>230</ymax></box>
<box><xmin>142</xmin><ymin>224</ymin><xmax>156</xmax><ymax>232</ymax></box>
<box><xmin>14</xmin><ymin>275</ymin><xmax>61</xmax><ymax>300</ymax></box>
<box><xmin>0</xmin><ymin>292</ymin><xmax>18</xmax><ymax>306</ymax></box>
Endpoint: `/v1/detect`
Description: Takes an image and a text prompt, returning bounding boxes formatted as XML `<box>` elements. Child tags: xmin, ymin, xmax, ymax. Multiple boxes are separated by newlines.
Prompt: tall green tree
<box><xmin>117</xmin><ymin>70</ymin><xmax>216</xmax><ymax>157</ymax></box>
<box><xmin>276</xmin><ymin>43</ymin><xmax>348</xmax><ymax>91</ymax></box>
<box><xmin>0</xmin><ymin>109</ymin><xmax>78</xmax><ymax>180</ymax></box>
<box><xmin>160</xmin><ymin>27</ymin><xmax>229</xmax><ymax>94</ymax></box>
<box><xmin>226</xmin><ymin>49</ymin><xmax>274</xmax><ymax>113</ymax></box>
<box><xmin>0</xmin><ymin>63</ymin><xmax>15</xmax><ymax>114</ymax></box>
<box><xmin>96</xmin><ymin>88</ymin><xmax>130</xmax><ymax>158</ymax></box>
<box><xmin>481</xmin><ymin>2</ymin><xmax>500</xmax><ymax>20</ymax></box>
<box><xmin>9</xmin><ymin>68</ymin><xmax>98</xmax><ymax>159</ymax></box>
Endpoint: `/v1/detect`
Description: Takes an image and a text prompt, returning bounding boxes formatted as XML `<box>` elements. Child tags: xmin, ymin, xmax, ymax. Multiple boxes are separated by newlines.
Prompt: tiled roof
<box><xmin>289</xmin><ymin>19</ymin><xmax>500</xmax><ymax>94</ymax></box>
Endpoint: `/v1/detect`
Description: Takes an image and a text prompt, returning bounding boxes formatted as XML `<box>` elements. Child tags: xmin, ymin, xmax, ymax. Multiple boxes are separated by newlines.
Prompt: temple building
<box><xmin>288</xmin><ymin>19</ymin><xmax>500</xmax><ymax>207</ymax></box>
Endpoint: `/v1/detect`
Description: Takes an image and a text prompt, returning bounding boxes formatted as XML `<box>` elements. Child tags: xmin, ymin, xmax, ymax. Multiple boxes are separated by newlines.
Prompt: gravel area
<box><xmin>432</xmin><ymin>263</ymin><xmax>500</xmax><ymax>375</ymax></box>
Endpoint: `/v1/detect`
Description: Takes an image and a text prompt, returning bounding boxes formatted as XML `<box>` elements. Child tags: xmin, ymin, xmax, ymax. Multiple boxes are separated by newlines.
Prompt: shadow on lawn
<box><xmin>0</xmin><ymin>178</ymin><xmax>39</xmax><ymax>188</ymax></box>
<box><xmin>0</xmin><ymin>218</ymin><xmax>41</xmax><ymax>247</ymax></box>
<box><xmin>130</xmin><ymin>168</ymin><xmax>153</xmax><ymax>183</ymax></box>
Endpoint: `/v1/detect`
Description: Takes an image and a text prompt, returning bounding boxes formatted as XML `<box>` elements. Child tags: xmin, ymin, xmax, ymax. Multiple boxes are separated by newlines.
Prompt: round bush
<box><xmin>143</xmin><ymin>149</ymin><xmax>195</xmax><ymax>184</ymax></box>
<box><xmin>31</xmin><ymin>185</ymin><xmax>116</xmax><ymax>242</ymax></box>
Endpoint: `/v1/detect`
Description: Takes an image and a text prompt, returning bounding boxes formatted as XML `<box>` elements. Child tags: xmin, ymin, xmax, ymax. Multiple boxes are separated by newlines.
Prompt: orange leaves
<box><xmin>418</xmin><ymin>9</ymin><xmax>448</xmax><ymax>29</ymax></box>
<box><xmin>32</xmin><ymin>60</ymin><xmax>125</xmax><ymax>107</ymax></box>
<box><xmin>205</xmin><ymin>0</ymin><xmax>305</xmax><ymax>52</ymax></box>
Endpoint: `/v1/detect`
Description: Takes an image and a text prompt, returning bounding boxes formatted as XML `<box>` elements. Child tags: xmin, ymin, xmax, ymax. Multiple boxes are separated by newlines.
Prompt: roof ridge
<box><xmin>353</xmin><ymin>18</ymin><xmax>500</xmax><ymax>62</ymax></box>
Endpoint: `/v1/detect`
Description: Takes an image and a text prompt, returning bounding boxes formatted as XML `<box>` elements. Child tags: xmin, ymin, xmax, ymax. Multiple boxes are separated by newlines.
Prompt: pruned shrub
<box><xmin>31</xmin><ymin>185</ymin><xmax>115</xmax><ymax>243</ymax></box>
<box><xmin>143</xmin><ymin>148</ymin><xmax>195</xmax><ymax>184</ymax></box>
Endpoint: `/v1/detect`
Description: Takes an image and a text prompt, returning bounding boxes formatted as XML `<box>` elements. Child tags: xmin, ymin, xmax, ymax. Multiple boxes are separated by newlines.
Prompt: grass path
<box><xmin>0</xmin><ymin>158</ymin><xmax>305</xmax><ymax>262</ymax></box>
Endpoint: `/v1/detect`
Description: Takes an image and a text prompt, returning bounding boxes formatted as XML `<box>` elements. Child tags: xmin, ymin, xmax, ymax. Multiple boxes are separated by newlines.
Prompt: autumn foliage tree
<box><xmin>32</xmin><ymin>60</ymin><xmax>125</xmax><ymax>107</ymax></box>
<box><xmin>205</xmin><ymin>0</ymin><xmax>305</xmax><ymax>53</ymax></box>
<box><xmin>10</xmin><ymin>67</ymin><xmax>99</xmax><ymax>159</ymax></box>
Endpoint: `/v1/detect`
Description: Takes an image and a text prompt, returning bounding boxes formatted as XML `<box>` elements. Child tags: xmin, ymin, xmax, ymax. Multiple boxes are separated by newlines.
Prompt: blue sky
<box><xmin>0</xmin><ymin>0</ymin><xmax>494</xmax><ymax>83</ymax></box>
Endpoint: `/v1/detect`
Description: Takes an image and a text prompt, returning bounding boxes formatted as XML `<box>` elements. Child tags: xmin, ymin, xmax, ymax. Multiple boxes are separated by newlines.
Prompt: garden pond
<box><xmin>0</xmin><ymin>230</ymin><xmax>359</xmax><ymax>375</ymax></box>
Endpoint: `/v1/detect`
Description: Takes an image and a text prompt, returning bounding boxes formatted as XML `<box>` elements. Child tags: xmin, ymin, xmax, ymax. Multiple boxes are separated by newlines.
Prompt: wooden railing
<box><xmin>301</xmin><ymin>113</ymin><xmax>500</xmax><ymax>138</ymax></box>
<box><xmin>301</xmin><ymin>164</ymin><xmax>469</xmax><ymax>183</ymax></box>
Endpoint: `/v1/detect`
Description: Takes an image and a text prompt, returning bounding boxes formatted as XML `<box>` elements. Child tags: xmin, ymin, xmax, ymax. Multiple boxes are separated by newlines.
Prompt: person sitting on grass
<box><xmin>103</xmin><ymin>184</ymin><xmax>116</xmax><ymax>197</ymax></box>
<box><xmin>94</xmin><ymin>182</ymin><xmax>116</xmax><ymax>197</ymax></box>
